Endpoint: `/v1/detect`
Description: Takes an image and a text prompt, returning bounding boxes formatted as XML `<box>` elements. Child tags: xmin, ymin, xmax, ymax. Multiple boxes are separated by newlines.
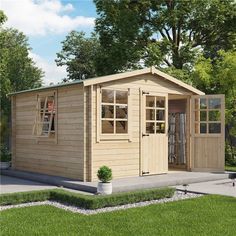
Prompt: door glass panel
<box><xmin>156</xmin><ymin>123</ymin><xmax>165</xmax><ymax>133</ymax></box>
<box><xmin>200</xmin><ymin>98</ymin><xmax>207</xmax><ymax>109</ymax></box>
<box><xmin>209</xmin><ymin>123</ymin><xmax>221</xmax><ymax>133</ymax></box>
<box><xmin>102</xmin><ymin>89</ymin><xmax>114</xmax><ymax>103</ymax></box>
<box><xmin>101</xmin><ymin>105</ymin><xmax>114</xmax><ymax>118</ymax></box>
<box><xmin>116</xmin><ymin>105</ymin><xmax>127</xmax><ymax>119</ymax></box>
<box><xmin>116</xmin><ymin>91</ymin><xmax>128</xmax><ymax>104</ymax></box>
<box><xmin>156</xmin><ymin>97</ymin><xmax>165</xmax><ymax>108</ymax></box>
<box><xmin>146</xmin><ymin>122</ymin><xmax>155</xmax><ymax>133</ymax></box>
<box><xmin>146</xmin><ymin>96</ymin><xmax>155</xmax><ymax>107</ymax></box>
<box><xmin>209</xmin><ymin>98</ymin><xmax>221</xmax><ymax>109</ymax></box>
<box><xmin>200</xmin><ymin>111</ymin><xmax>207</xmax><ymax>121</ymax></box>
<box><xmin>156</xmin><ymin>110</ymin><xmax>165</xmax><ymax>121</ymax></box>
<box><xmin>209</xmin><ymin>110</ymin><xmax>221</xmax><ymax>121</ymax></box>
<box><xmin>146</xmin><ymin>109</ymin><xmax>155</xmax><ymax>120</ymax></box>
<box><xmin>102</xmin><ymin>120</ymin><xmax>114</xmax><ymax>133</ymax></box>
<box><xmin>116</xmin><ymin>121</ymin><xmax>128</xmax><ymax>133</ymax></box>
<box><xmin>200</xmin><ymin>123</ymin><xmax>207</xmax><ymax>133</ymax></box>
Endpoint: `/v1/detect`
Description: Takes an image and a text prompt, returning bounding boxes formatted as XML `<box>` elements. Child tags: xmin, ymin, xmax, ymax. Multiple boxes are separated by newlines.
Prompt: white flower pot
<box><xmin>0</xmin><ymin>162</ymin><xmax>11</xmax><ymax>170</ymax></box>
<box><xmin>97</xmin><ymin>182</ymin><xmax>112</xmax><ymax>195</ymax></box>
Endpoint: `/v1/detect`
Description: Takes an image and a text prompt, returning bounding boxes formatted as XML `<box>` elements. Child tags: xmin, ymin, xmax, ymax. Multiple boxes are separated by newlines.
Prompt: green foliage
<box><xmin>0</xmin><ymin>187</ymin><xmax>174</xmax><ymax>209</ymax></box>
<box><xmin>97</xmin><ymin>166</ymin><xmax>112</xmax><ymax>183</ymax></box>
<box><xmin>0</xmin><ymin>10</ymin><xmax>7</xmax><ymax>25</ymax></box>
<box><xmin>0</xmin><ymin>13</ymin><xmax>43</xmax><ymax>145</ymax></box>
<box><xmin>94</xmin><ymin>0</ymin><xmax>236</xmax><ymax>74</ymax></box>
<box><xmin>225</xmin><ymin>165</ymin><xmax>236</xmax><ymax>172</ymax></box>
<box><xmin>0</xmin><ymin>189</ymin><xmax>52</xmax><ymax>206</ymax></box>
<box><xmin>0</xmin><ymin>144</ymin><xmax>11</xmax><ymax>162</ymax></box>
<box><xmin>86</xmin><ymin>187</ymin><xmax>174</xmax><ymax>209</ymax></box>
<box><xmin>225</xmin><ymin>143</ymin><xmax>236</xmax><ymax>166</ymax></box>
<box><xmin>56</xmin><ymin>31</ymin><xmax>100</xmax><ymax>81</ymax></box>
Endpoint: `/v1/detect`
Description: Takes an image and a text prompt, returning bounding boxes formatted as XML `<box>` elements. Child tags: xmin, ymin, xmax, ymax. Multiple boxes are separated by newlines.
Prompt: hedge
<box><xmin>0</xmin><ymin>187</ymin><xmax>175</xmax><ymax>210</ymax></box>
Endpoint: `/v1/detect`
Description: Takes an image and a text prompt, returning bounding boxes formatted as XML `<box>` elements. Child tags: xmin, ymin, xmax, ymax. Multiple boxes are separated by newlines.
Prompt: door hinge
<box><xmin>142</xmin><ymin>171</ymin><xmax>150</xmax><ymax>175</ymax></box>
<box><xmin>142</xmin><ymin>91</ymin><xmax>150</xmax><ymax>95</ymax></box>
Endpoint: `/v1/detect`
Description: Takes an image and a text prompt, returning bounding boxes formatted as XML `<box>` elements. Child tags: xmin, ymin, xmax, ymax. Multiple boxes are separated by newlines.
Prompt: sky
<box><xmin>1</xmin><ymin>0</ymin><xmax>97</xmax><ymax>85</ymax></box>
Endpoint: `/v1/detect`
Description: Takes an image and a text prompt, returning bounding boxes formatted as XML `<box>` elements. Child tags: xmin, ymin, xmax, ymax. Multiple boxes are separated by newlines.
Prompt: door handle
<box><xmin>142</xmin><ymin>133</ymin><xmax>150</xmax><ymax>137</ymax></box>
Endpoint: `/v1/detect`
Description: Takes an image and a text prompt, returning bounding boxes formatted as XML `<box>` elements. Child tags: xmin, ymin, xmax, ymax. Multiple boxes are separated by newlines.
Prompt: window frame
<box><xmin>32</xmin><ymin>90</ymin><xmax>57</xmax><ymax>143</ymax></box>
<box><xmin>143</xmin><ymin>93</ymin><xmax>168</xmax><ymax>135</ymax></box>
<box><xmin>97</xmin><ymin>86</ymin><xmax>132</xmax><ymax>141</ymax></box>
<box><xmin>192</xmin><ymin>95</ymin><xmax>224</xmax><ymax>137</ymax></box>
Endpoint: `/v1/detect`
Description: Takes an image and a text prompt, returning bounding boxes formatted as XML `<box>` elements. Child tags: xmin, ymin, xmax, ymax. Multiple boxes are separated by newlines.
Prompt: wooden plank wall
<box><xmin>90</xmin><ymin>74</ymin><xmax>192</xmax><ymax>180</ymax></box>
<box><xmin>13</xmin><ymin>84</ymin><xmax>84</xmax><ymax>180</ymax></box>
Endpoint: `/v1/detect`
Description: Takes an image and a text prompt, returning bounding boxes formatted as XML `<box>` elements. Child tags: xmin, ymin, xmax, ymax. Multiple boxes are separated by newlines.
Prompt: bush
<box><xmin>0</xmin><ymin>189</ymin><xmax>51</xmax><ymax>206</ymax></box>
<box><xmin>225</xmin><ymin>144</ymin><xmax>236</xmax><ymax>166</ymax></box>
<box><xmin>0</xmin><ymin>144</ymin><xmax>11</xmax><ymax>162</ymax></box>
<box><xmin>97</xmin><ymin>166</ymin><xmax>112</xmax><ymax>183</ymax></box>
<box><xmin>0</xmin><ymin>187</ymin><xmax>175</xmax><ymax>210</ymax></box>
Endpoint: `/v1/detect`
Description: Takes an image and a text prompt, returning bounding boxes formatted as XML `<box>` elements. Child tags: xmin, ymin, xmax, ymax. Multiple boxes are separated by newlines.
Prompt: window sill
<box><xmin>99</xmin><ymin>134</ymin><xmax>131</xmax><ymax>141</ymax></box>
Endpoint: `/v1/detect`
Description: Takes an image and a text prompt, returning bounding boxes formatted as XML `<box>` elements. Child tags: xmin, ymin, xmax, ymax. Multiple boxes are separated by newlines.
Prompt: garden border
<box><xmin>0</xmin><ymin>187</ymin><xmax>175</xmax><ymax>210</ymax></box>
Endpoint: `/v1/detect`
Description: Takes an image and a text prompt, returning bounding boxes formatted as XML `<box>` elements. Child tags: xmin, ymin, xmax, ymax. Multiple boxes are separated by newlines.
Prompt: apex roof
<box><xmin>8</xmin><ymin>66</ymin><xmax>204</xmax><ymax>96</ymax></box>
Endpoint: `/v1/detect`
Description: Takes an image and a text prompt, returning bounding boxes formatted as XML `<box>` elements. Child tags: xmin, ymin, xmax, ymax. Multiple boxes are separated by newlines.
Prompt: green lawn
<box><xmin>1</xmin><ymin>195</ymin><xmax>236</xmax><ymax>236</ymax></box>
<box><xmin>225</xmin><ymin>165</ymin><xmax>236</xmax><ymax>172</ymax></box>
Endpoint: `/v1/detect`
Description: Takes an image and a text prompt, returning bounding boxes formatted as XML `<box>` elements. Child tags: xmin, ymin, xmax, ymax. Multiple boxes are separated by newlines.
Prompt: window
<box><xmin>101</xmin><ymin>89</ymin><xmax>128</xmax><ymax>134</ymax></box>
<box><xmin>33</xmin><ymin>92</ymin><xmax>56</xmax><ymax>138</ymax></box>
<box><xmin>145</xmin><ymin>95</ymin><xmax>166</xmax><ymax>134</ymax></box>
<box><xmin>194</xmin><ymin>97</ymin><xmax>221</xmax><ymax>134</ymax></box>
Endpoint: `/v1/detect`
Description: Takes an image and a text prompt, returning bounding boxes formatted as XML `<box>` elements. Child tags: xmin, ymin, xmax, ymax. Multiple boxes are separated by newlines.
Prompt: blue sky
<box><xmin>1</xmin><ymin>0</ymin><xmax>97</xmax><ymax>85</ymax></box>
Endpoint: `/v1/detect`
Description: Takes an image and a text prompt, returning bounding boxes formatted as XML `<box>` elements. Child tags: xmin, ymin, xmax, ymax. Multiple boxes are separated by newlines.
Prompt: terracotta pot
<box><xmin>97</xmin><ymin>182</ymin><xmax>112</xmax><ymax>195</ymax></box>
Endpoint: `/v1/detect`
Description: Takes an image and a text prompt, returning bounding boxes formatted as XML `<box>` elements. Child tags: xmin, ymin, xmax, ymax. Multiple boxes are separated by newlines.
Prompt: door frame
<box><xmin>139</xmin><ymin>89</ymin><xmax>168</xmax><ymax>176</ymax></box>
<box><xmin>190</xmin><ymin>94</ymin><xmax>225</xmax><ymax>171</ymax></box>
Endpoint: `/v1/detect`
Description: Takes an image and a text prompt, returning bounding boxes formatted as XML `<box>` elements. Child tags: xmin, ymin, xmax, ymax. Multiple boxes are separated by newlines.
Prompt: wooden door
<box><xmin>141</xmin><ymin>91</ymin><xmax>168</xmax><ymax>175</ymax></box>
<box><xmin>191</xmin><ymin>95</ymin><xmax>225</xmax><ymax>171</ymax></box>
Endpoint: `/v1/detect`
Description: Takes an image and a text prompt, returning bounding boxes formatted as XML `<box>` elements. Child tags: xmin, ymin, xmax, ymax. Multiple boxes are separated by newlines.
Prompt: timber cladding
<box><xmin>12</xmin><ymin>84</ymin><xmax>84</xmax><ymax>180</ymax></box>
<box><xmin>90</xmin><ymin>74</ymin><xmax>194</xmax><ymax>181</ymax></box>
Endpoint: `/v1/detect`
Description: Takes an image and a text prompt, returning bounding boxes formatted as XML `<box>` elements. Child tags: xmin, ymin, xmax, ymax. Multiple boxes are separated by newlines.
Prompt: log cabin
<box><xmin>9</xmin><ymin>67</ymin><xmax>225</xmax><ymax>181</ymax></box>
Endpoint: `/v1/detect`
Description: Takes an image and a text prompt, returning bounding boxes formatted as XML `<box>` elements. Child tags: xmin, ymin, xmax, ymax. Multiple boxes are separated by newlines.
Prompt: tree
<box><xmin>0</xmin><ymin>11</ymin><xmax>43</xmax><ymax>145</ymax></box>
<box><xmin>192</xmin><ymin>50</ymin><xmax>236</xmax><ymax>159</ymax></box>
<box><xmin>94</xmin><ymin>0</ymin><xmax>236</xmax><ymax>77</ymax></box>
<box><xmin>56</xmin><ymin>31</ymin><xmax>100</xmax><ymax>82</ymax></box>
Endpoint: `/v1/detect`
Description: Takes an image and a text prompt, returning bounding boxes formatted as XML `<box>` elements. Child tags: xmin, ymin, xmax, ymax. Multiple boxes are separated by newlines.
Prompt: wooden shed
<box><xmin>9</xmin><ymin>67</ymin><xmax>225</xmax><ymax>181</ymax></box>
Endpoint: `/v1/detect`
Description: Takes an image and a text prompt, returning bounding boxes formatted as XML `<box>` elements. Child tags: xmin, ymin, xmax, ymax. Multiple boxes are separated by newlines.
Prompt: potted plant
<box><xmin>0</xmin><ymin>145</ymin><xmax>11</xmax><ymax>169</ymax></box>
<box><xmin>97</xmin><ymin>166</ymin><xmax>113</xmax><ymax>195</ymax></box>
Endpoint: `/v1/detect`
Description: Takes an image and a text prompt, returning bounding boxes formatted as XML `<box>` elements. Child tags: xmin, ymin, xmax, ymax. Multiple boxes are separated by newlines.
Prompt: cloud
<box><xmin>1</xmin><ymin>0</ymin><xmax>95</xmax><ymax>36</ymax></box>
<box><xmin>29</xmin><ymin>52</ymin><xmax>67</xmax><ymax>85</ymax></box>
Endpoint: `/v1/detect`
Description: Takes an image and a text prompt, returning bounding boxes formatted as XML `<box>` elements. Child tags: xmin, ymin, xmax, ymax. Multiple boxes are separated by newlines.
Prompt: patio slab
<box><xmin>176</xmin><ymin>179</ymin><xmax>236</xmax><ymax>197</ymax></box>
<box><xmin>0</xmin><ymin>175</ymin><xmax>55</xmax><ymax>194</ymax></box>
<box><xmin>1</xmin><ymin>169</ymin><xmax>230</xmax><ymax>193</ymax></box>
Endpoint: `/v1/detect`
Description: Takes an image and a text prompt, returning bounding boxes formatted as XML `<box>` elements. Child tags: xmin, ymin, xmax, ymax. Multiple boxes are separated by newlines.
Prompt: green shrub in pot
<box><xmin>97</xmin><ymin>166</ymin><xmax>112</xmax><ymax>194</ymax></box>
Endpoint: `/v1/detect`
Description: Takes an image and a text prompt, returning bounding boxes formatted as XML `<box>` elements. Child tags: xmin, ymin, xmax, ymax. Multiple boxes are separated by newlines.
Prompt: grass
<box><xmin>225</xmin><ymin>165</ymin><xmax>236</xmax><ymax>172</ymax></box>
<box><xmin>0</xmin><ymin>187</ymin><xmax>174</xmax><ymax>209</ymax></box>
<box><xmin>1</xmin><ymin>195</ymin><xmax>236</xmax><ymax>236</ymax></box>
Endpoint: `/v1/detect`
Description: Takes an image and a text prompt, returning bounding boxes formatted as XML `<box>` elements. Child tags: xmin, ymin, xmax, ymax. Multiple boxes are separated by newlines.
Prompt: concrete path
<box><xmin>0</xmin><ymin>176</ymin><xmax>93</xmax><ymax>195</ymax></box>
<box><xmin>0</xmin><ymin>175</ymin><xmax>55</xmax><ymax>194</ymax></box>
<box><xmin>176</xmin><ymin>179</ymin><xmax>236</xmax><ymax>197</ymax></box>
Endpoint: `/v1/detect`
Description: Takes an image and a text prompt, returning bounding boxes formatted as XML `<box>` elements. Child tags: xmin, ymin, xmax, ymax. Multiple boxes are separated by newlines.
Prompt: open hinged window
<box><xmin>97</xmin><ymin>87</ymin><xmax>131</xmax><ymax>141</ymax></box>
<box><xmin>33</xmin><ymin>91</ymin><xmax>57</xmax><ymax>141</ymax></box>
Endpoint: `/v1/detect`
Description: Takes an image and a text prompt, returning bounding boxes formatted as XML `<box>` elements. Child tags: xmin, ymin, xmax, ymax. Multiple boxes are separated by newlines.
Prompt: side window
<box><xmin>33</xmin><ymin>92</ymin><xmax>56</xmax><ymax>138</ymax></box>
<box><xmin>145</xmin><ymin>95</ymin><xmax>166</xmax><ymax>134</ymax></box>
<box><xmin>101</xmin><ymin>89</ymin><xmax>128</xmax><ymax>134</ymax></box>
<box><xmin>194</xmin><ymin>98</ymin><xmax>221</xmax><ymax>134</ymax></box>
